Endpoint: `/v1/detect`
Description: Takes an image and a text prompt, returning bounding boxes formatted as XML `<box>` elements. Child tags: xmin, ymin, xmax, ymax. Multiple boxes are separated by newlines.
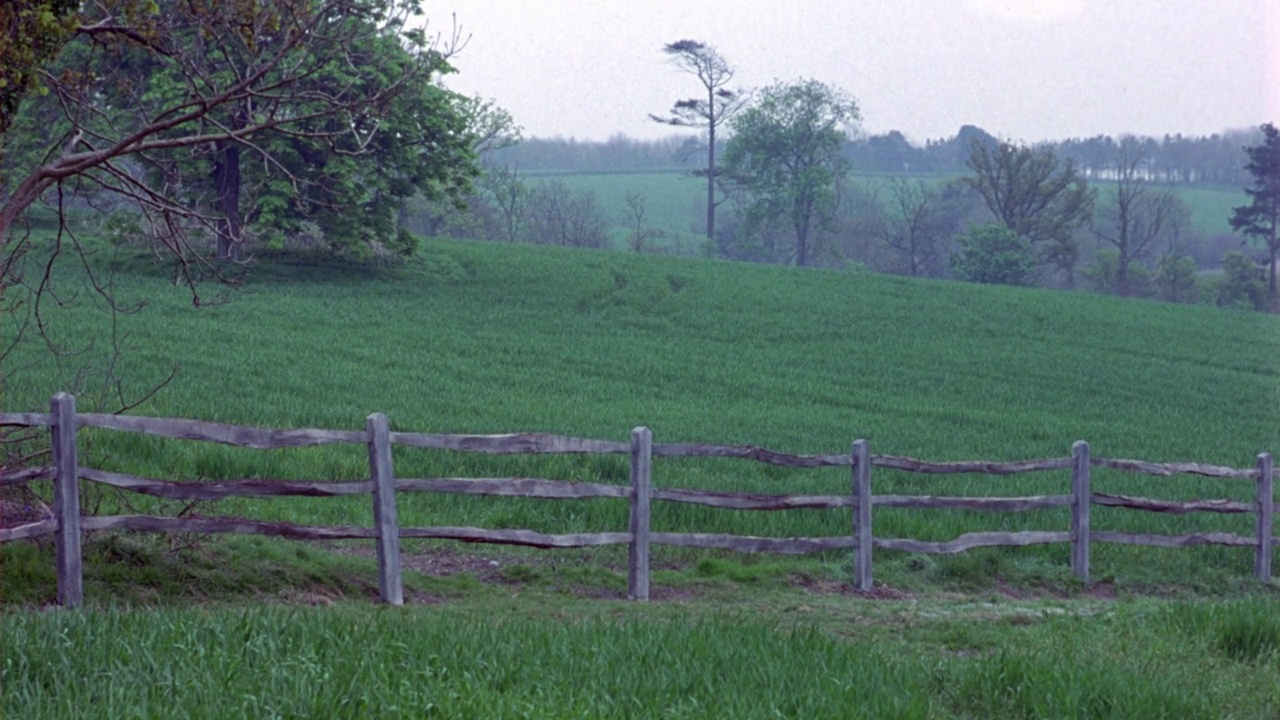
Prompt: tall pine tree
<box><xmin>1230</xmin><ymin>123</ymin><xmax>1280</xmax><ymax>307</ymax></box>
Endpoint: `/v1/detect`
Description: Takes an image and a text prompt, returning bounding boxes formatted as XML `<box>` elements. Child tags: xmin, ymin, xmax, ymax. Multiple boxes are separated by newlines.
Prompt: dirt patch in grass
<box><xmin>789</xmin><ymin>572</ymin><xmax>914</xmax><ymax>600</ymax></box>
<box><xmin>1085</xmin><ymin>580</ymin><xmax>1118</xmax><ymax>599</ymax></box>
<box><xmin>0</xmin><ymin>486</ymin><xmax>53</xmax><ymax>528</ymax></box>
<box><xmin>322</xmin><ymin>542</ymin><xmax>509</xmax><ymax>582</ymax></box>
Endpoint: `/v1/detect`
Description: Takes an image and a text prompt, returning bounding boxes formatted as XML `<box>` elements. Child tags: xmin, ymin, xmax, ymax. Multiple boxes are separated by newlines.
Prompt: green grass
<box><xmin>5</xmin><ymin>595</ymin><xmax>1279</xmax><ymax>718</ymax></box>
<box><xmin>1177</xmin><ymin>185</ymin><xmax>1249</xmax><ymax>235</ymax></box>
<box><xmin>5</xmin><ymin>236</ymin><xmax>1279</xmax><ymax>592</ymax></box>
<box><xmin>532</xmin><ymin>171</ymin><xmax>708</xmax><ymax>253</ymax></box>
<box><xmin>5</xmin><ymin>235</ymin><xmax>1280</xmax><ymax>717</ymax></box>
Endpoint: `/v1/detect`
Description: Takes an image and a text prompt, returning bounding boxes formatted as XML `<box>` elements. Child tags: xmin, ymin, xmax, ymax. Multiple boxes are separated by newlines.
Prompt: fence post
<box><xmin>628</xmin><ymin>426</ymin><xmax>652</xmax><ymax>601</ymax></box>
<box><xmin>1256</xmin><ymin>453</ymin><xmax>1273</xmax><ymax>581</ymax></box>
<box><xmin>51</xmin><ymin>392</ymin><xmax>83</xmax><ymax>608</ymax></box>
<box><xmin>1071</xmin><ymin>440</ymin><xmax>1091</xmax><ymax>583</ymax></box>
<box><xmin>852</xmin><ymin>439</ymin><xmax>872</xmax><ymax>591</ymax></box>
<box><xmin>367</xmin><ymin>412</ymin><xmax>403</xmax><ymax>605</ymax></box>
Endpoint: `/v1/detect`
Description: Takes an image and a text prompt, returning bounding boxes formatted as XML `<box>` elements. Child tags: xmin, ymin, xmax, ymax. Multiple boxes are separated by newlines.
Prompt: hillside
<box><xmin>7</xmin><ymin>238</ymin><xmax>1278</xmax><ymax>577</ymax></box>
<box><xmin>6</xmin><ymin>238</ymin><xmax>1280</xmax><ymax>717</ymax></box>
<box><xmin>11</xmin><ymin>237</ymin><xmax>1278</xmax><ymax>458</ymax></box>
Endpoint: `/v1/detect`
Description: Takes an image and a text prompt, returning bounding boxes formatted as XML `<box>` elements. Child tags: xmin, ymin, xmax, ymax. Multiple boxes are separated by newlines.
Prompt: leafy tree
<box><xmin>650</xmin><ymin>40</ymin><xmax>747</xmax><ymax>244</ymax></box>
<box><xmin>398</xmin><ymin>96</ymin><xmax>523</xmax><ymax>243</ymax></box>
<box><xmin>1091</xmin><ymin>138</ymin><xmax>1191</xmax><ymax>296</ymax></box>
<box><xmin>1229</xmin><ymin>123</ymin><xmax>1280</xmax><ymax>306</ymax></box>
<box><xmin>965</xmin><ymin>140</ymin><xmax>1094</xmax><ymax>277</ymax></box>
<box><xmin>0</xmin><ymin>0</ymin><xmax>78</xmax><ymax>147</ymax></box>
<box><xmin>951</xmin><ymin>223</ymin><xmax>1036</xmax><ymax>286</ymax></box>
<box><xmin>1084</xmin><ymin>249</ymin><xmax>1153</xmax><ymax>296</ymax></box>
<box><xmin>463</xmin><ymin>96</ymin><xmax>524</xmax><ymax>163</ymax></box>
<box><xmin>1</xmin><ymin>0</ymin><xmax>476</xmax><ymax>282</ymax></box>
<box><xmin>720</xmin><ymin>79</ymin><xmax>860</xmax><ymax>267</ymax></box>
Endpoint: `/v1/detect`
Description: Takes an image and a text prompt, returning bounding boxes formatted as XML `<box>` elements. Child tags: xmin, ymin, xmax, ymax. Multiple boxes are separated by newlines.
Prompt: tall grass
<box><xmin>4</xmin><ymin>237</ymin><xmax>1279</xmax><ymax>587</ymax></box>
<box><xmin>7</xmin><ymin>597</ymin><xmax>1279</xmax><ymax>718</ymax></box>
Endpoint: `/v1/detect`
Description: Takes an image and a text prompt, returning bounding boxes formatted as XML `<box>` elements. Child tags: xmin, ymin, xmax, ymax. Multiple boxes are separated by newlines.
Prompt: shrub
<box><xmin>951</xmin><ymin>223</ymin><xmax>1036</xmax><ymax>286</ymax></box>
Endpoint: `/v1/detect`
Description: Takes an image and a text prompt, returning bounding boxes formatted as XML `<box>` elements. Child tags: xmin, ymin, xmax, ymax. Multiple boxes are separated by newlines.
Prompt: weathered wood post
<box><xmin>1071</xmin><ymin>440</ymin><xmax>1091</xmax><ymax>583</ymax></box>
<box><xmin>1255</xmin><ymin>452</ymin><xmax>1273</xmax><ymax>581</ymax></box>
<box><xmin>852</xmin><ymin>439</ymin><xmax>872</xmax><ymax>591</ymax></box>
<box><xmin>367</xmin><ymin>412</ymin><xmax>403</xmax><ymax>605</ymax></box>
<box><xmin>51</xmin><ymin>392</ymin><xmax>83</xmax><ymax>608</ymax></box>
<box><xmin>628</xmin><ymin>426</ymin><xmax>652</xmax><ymax>601</ymax></box>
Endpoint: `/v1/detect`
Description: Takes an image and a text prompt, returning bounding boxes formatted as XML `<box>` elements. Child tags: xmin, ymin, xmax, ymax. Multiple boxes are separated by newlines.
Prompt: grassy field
<box><xmin>5</xmin><ymin>594</ymin><xmax>1280</xmax><ymax>718</ymax></box>
<box><xmin>4</xmin><ymin>235</ymin><xmax>1280</xmax><ymax>717</ymax></box>
<box><xmin>4</xmin><ymin>235</ymin><xmax>1278</xmax><ymax>585</ymax></box>
<box><xmin>531</xmin><ymin>171</ymin><xmax>1247</xmax><ymax>252</ymax></box>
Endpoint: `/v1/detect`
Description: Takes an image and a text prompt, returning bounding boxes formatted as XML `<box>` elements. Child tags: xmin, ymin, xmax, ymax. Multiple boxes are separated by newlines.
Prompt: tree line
<box><xmin>419</xmin><ymin>38</ymin><xmax>1278</xmax><ymax>312</ymax></box>
<box><xmin>2</xmin><ymin>15</ymin><xmax>1276</xmax><ymax>318</ymax></box>
<box><xmin>491</xmin><ymin>126</ymin><xmax>1260</xmax><ymax>190</ymax></box>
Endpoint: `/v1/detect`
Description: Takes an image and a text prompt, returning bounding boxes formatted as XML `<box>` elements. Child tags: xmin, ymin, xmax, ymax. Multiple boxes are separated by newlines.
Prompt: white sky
<box><xmin>428</xmin><ymin>0</ymin><xmax>1278</xmax><ymax>145</ymax></box>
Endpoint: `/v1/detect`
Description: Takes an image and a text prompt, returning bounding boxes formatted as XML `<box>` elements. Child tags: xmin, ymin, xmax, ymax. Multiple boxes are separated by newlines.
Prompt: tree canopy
<box><xmin>1</xmin><ymin>0</ymin><xmax>478</xmax><ymax>280</ymax></box>
<box><xmin>965</xmin><ymin>140</ymin><xmax>1094</xmax><ymax>276</ymax></box>
<box><xmin>720</xmin><ymin>79</ymin><xmax>859</xmax><ymax>267</ymax></box>
<box><xmin>0</xmin><ymin>0</ymin><xmax>78</xmax><ymax>145</ymax></box>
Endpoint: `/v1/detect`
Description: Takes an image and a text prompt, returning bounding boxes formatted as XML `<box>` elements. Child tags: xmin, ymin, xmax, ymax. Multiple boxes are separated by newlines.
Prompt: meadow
<box><xmin>534</xmin><ymin>170</ymin><xmax>1248</xmax><ymax>251</ymax></box>
<box><xmin>4</xmin><ymin>234</ymin><xmax>1280</xmax><ymax>717</ymax></box>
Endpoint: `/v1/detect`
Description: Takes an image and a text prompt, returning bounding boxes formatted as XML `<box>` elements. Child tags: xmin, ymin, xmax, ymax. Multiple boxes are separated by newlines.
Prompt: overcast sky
<box><xmin>429</xmin><ymin>0</ymin><xmax>1277</xmax><ymax>145</ymax></box>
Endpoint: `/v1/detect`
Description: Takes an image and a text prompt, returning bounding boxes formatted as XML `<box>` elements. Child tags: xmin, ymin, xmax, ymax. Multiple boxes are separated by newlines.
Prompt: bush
<box><xmin>1154</xmin><ymin>251</ymin><xmax>1198</xmax><ymax>303</ymax></box>
<box><xmin>951</xmin><ymin>224</ymin><xmax>1036</xmax><ymax>286</ymax></box>
<box><xmin>1216</xmin><ymin>251</ymin><xmax>1266</xmax><ymax>310</ymax></box>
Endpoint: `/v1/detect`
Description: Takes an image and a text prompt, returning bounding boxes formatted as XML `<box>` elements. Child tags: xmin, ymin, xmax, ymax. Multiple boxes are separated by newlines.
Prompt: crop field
<box><xmin>531</xmin><ymin>171</ymin><xmax>1247</xmax><ymax>251</ymax></box>
<box><xmin>4</xmin><ymin>235</ymin><xmax>1280</xmax><ymax>717</ymax></box>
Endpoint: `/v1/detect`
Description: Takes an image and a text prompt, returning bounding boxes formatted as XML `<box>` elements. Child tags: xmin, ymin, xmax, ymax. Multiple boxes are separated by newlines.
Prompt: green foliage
<box><xmin>951</xmin><ymin>223</ymin><xmax>1037</xmax><ymax>285</ymax></box>
<box><xmin>721</xmin><ymin>79</ymin><xmax>860</xmax><ymax>266</ymax></box>
<box><xmin>966</xmin><ymin>141</ymin><xmax>1094</xmax><ymax>273</ymax></box>
<box><xmin>0</xmin><ymin>0</ymin><xmax>78</xmax><ymax>142</ymax></box>
<box><xmin>1154</xmin><ymin>251</ymin><xmax>1199</xmax><ymax>303</ymax></box>
<box><xmin>2</xmin><ymin>0</ymin><xmax>477</xmax><ymax>267</ymax></box>
<box><xmin>1216</xmin><ymin>251</ymin><xmax>1266</xmax><ymax>310</ymax></box>
<box><xmin>1085</xmin><ymin>249</ymin><xmax>1152</xmax><ymax>296</ymax></box>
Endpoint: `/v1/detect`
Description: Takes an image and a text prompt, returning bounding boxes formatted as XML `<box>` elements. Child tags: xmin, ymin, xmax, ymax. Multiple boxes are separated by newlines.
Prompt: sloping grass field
<box><xmin>4</xmin><ymin>236</ymin><xmax>1280</xmax><ymax>717</ymax></box>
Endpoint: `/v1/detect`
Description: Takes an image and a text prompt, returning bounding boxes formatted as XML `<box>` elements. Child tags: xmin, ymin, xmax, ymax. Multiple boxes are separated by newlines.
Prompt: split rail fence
<box><xmin>1</xmin><ymin>393</ymin><xmax>1275</xmax><ymax>607</ymax></box>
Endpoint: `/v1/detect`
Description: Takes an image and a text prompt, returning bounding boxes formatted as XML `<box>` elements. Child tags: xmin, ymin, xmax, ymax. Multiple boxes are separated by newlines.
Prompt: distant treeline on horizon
<box><xmin>493</xmin><ymin>125</ymin><xmax>1263</xmax><ymax>187</ymax></box>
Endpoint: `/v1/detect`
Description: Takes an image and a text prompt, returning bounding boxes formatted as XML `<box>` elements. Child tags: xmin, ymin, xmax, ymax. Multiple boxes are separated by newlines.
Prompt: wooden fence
<box><xmin>1</xmin><ymin>393</ymin><xmax>1275</xmax><ymax>608</ymax></box>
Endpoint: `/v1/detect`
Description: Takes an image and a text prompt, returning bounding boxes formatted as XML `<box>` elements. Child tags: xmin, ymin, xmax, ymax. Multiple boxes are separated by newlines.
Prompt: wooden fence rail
<box><xmin>0</xmin><ymin>393</ymin><xmax>1276</xmax><ymax>607</ymax></box>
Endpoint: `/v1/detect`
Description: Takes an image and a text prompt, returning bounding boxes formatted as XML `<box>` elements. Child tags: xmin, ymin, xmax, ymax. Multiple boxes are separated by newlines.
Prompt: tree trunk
<box><xmin>1269</xmin><ymin>237</ymin><xmax>1277</xmax><ymax>307</ymax></box>
<box><xmin>794</xmin><ymin>194</ymin><xmax>814</xmax><ymax>267</ymax></box>
<box><xmin>706</xmin><ymin>121</ymin><xmax>716</xmax><ymax>243</ymax></box>
<box><xmin>213</xmin><ymin>139</ymin><xmax>242</xmax><ymax>261</ymax></box>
